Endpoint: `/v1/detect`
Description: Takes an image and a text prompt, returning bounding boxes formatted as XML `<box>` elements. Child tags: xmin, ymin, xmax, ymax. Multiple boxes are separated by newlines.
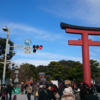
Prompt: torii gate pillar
<box><xmin>61</xmin><ymin>22</ymin><xmax>100</xmax><ymax>87</ymax></box>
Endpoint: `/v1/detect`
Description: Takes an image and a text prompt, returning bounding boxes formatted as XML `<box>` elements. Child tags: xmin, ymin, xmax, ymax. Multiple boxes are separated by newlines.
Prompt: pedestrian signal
<box><xmin>33</xmin><ymin>49</ymin><xmax>36</xmax><ymax>53</ymax></box>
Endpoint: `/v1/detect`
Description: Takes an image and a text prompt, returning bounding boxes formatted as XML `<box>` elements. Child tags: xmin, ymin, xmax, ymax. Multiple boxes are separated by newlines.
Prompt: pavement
<box><xmin>4</xmin><ymin>94</ymin><xmax>34</xmax><ymax>100</ymax></box>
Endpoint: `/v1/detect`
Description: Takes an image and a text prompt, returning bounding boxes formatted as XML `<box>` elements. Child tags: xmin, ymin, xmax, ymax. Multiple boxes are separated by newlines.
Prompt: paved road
<box><xmin>7</xmin><ymin>94</ymin><xmax>34</xmax><ymax>100</ymax></box>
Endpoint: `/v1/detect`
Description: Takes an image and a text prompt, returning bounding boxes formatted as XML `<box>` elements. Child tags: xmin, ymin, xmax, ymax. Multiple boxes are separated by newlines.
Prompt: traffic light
<box><xmin>33</xmin><ymin>45</ymin><xmax>36</xmax><ymax>49</ymax></box>
<box><xmin>36</xmin><ymin>45</ymin><xmax>39</xmax><ymax>49</ymax></box>
<box><xmin>33</xmin><ymin>45</ymin><xmax>43</xmax><ymax>53</ymax></box>
<box><xmin>39</xmin><ymin>45</ymin><xmax>43</xmax><ymax>50</ymax></box>
<box><xmin>33</xmin><ymin>49</ymin><xmax>36</xmax><ymax>53</ymax></box>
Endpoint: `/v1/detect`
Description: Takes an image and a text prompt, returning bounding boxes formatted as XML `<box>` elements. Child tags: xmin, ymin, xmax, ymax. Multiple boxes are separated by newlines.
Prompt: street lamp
<box><xmin>14</xmin><ymin>66</ymin><xmax>20</xmax><ymax>82</ymax></box>
<box><xmin>2</xmin><ymin>26</ymin><xmax>9</xmax><ymax>84</ymax></box>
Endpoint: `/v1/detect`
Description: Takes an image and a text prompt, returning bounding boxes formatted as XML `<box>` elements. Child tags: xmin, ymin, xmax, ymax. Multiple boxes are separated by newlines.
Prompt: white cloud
<box><xmin>40</xmin><ymin>0</ymin><xmax>100</xmax><ymax>25</ymax></box>
<box><xmin>13</xmin><ymin>59</ymin><xmax>59</xmax><ymax>67</ymax></box>
<box><xmin>0</xmin><ymin>22</ymin><xmax>65</xmax><ymax>41</ymax></box>
<box><xmin>14</xmin><ymin>50</ymin><xmax>82</xmax><ymax>60</ymax></box>
<box><xmin>12</xmin><ymin>50</ymin><xmax>82</xmax><ymax>66</ymax></box>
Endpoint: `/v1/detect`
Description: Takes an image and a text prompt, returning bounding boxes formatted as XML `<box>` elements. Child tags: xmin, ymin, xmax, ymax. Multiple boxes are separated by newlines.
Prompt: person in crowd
<box><xmin>66</xmin><ymin>84</ymin><xmax>74</xmax><ymax>94</ymax></box>
<box><xmin>96</xmin><ymin>83</ymin><xmax>100</xmax><ymax>99</ymax></box>
<box><xmin>74</xmin><ymin>86</ymin><xmax>81</xmax><ymax>100</ymax></box>
<box><xmin>26</xmin><ymin>84</ymin><xmax>32</xmax><ymax>100</ymax></box>
<box><xmin>5</xmin><ymin>84</ymin><xmax>8</xmax><ymax>100</ymax></box>
<box><xmin>21</xmin><ymin>83</ymin><xmax>24</xmax><ymax>95</ymax></box>
<box><xmin>61</xmin><ymin>88</ymin><xmax>75</xmax><ymax>100</ymax></box>
<box><xmin>80</xmin><ymin>83</ymin><xmax>87</xmax><ymax>100</ymax></box>
<box><xmin>38</xmin><ymin>82</ymin><xmax>56</xmax><ymax>100</ymax></box>
<box><xmin>33</xmin><ymin>82</ymin><xmax>40</xmax><ymax>100</ymax></box>
<box><xmin>83</xmin><ymin>87</ymin><xmax>98</xmax><ymax>100</ymax></box>
<box><xmin>91</xmin><ymin>84</ymin><xmax>97</xmax><ymax>96</ymax></box>
<box><xmin>51</xmin><ymin>85</ymin><xmax>58</xmax><ymax>92</ymax></box>
<box><xmin>1</xmin><ymin>85</ymin><xmax>6</xmax><ymax>100</ymax></box>
<box><xmin>8</xmin><ymin>83</ymin><xmax>15</xmax><ymax>100</ymax></box>
<box><xmin>30</xmin><ymin>80</ymin><xmax>33</xmax><ymax>86</ymax></box>
<box><xmin>52</xmin><ymin>88</ymin><xmax>60</xmax><ymax>100</ymax></box>
<box><xmin>39</xmin><ymin>85</ymin><xmax>43</xmax><ymax>94</ymax></box>
<box><xmin>58</xmin><ymin>82</ymin><xmax>64</xmax><ymax>100</ymax></box>
<box><xmin>85</xmin><ymin>84</ymin><xmax>89</xmax><ymax>89</ymax></box>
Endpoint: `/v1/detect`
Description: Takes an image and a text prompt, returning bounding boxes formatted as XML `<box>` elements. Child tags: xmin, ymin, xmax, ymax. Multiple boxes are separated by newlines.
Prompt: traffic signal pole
<box><xmin>2</xmin><ymin>28</ymin><xmax>9</xmax><ymax>84</ymax></box>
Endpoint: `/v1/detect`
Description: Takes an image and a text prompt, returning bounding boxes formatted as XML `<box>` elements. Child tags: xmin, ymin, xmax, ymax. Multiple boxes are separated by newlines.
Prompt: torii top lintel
<box><xmin>60</xmin><ymin>22</ymin><xmax>100</xmax><ymax>46</ymax></box>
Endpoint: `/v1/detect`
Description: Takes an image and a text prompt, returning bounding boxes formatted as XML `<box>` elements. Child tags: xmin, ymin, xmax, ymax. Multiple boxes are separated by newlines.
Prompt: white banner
<box><xmin>51</xmin><ymin>80</ymin><xmax>58</xmax><ymax>87</ymax></box>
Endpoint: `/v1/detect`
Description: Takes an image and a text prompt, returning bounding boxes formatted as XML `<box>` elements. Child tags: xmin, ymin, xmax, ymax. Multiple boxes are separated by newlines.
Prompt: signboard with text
<box><xmin>24</xmin><ymin>46</ymin><xmax>32</xmax><ymax>54</ymax></box>
<box><xmin>14</xmin><ymin>44</ymin><xmax>24</xmax><ymax>49</ymax></box>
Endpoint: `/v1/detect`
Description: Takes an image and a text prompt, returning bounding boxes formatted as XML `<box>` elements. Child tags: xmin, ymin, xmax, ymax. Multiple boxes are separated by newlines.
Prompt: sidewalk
<box><xmin>12</xmin><ymin>94</ymin><xmax>34</xmax><ymax>100</ymax></box>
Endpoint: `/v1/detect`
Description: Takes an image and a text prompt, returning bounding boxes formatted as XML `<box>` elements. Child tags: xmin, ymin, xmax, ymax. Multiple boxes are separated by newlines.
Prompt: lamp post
<box><xmin>14</xmin><ymin>66</ymin><xmax>20</xmax><ymax>84</ymax></box>
<box><xmin>2</xmin><ymin>26</ymin><xmax>9</xmax><ymax>84</ymax></box>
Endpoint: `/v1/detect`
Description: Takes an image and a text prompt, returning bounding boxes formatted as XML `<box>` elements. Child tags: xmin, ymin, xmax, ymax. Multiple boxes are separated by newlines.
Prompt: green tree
<box><xmin>14</xmin><ymin>63</ymin><xmax>39</xmax><ymax>82</ymax></box>
<box><xmin>0</xmin><ymin>38</ymin><xmax>15</xmax><ymax>60</ymax></box>
<box><xmin>68</xmin><ymin>62</ymin><xmax>83</xmax><ymax>82</ymax></box>
<box><xmin>29</xmin><ymin>64</ymin><xmax>39</xmax><ymax>81</ymax></box>
<box><xmin>46</xmin><ymin>61</ymin><xmax>64</xmax><ymax>80</ymax></box>
<box><xmin>90</xmin><ymin>59</ymin><xmax>100</xmax><ymax>82</ymax></box>
<box><xmin>37</xmin><ymin>65</ymin><xmax>48</xmax><ymax>73</ymax></box>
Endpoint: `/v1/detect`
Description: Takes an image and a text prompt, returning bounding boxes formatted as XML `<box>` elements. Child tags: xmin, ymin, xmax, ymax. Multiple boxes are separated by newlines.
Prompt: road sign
<box><xmin>24</xmin><ymin>46</ymin><xmax>31</xmax><ymax>54</ymax></box>
<box><xmin>24</xmin><ymin>39</ymin><xmax>32</xmax><ymax>46</ymax></box>
<box><xmin>14</xmin><ymin>44</ymin><xmax>24</xmax><ymax>49</ymax></box>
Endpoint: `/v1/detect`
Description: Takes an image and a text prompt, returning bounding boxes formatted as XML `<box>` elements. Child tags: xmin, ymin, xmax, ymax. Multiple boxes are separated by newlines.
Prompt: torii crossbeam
<box><xmin>60</xmin><ymin>22</ymin><xmax>100</xmax><ymax>86</ymax></box>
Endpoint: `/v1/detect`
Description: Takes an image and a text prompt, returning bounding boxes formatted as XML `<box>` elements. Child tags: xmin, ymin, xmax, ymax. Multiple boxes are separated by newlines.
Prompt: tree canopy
<box><xmin>46</xmin><ymin>61</ymin><xmax>64</xmax><ymax>81</ymax></box>
<box><xmin>0</xmin><ymin>38</ymin><xmax>15</xmax><ymax>60</ymax></box>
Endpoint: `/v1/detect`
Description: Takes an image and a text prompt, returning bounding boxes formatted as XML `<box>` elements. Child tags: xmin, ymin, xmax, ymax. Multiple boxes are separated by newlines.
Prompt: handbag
<box><xmin>13</xmin><ymin>95</ymin><xmax>17</xmax><ymax>100</ymax></box>
<box><xmin>35</xmin><ymin>90</ymin><xmax>38</xmax><ymax>97</ymax></box>
<box><xmin>2</xmin><ymin>93</ymin><xmax>5</xmax><ymax>97</ymax></box>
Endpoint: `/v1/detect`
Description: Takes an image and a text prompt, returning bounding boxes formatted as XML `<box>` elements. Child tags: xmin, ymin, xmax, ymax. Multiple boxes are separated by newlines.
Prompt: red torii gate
<box><xmin>60</xmin><ymin>22</ymin><xmax>100</xmax><ymax>87</ymax></box>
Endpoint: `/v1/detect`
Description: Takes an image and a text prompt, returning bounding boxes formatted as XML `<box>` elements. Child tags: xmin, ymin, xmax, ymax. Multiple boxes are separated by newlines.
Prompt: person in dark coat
<box><xmin>1</xmin><ymin>85</ymin><xmax>6</xmax><ymax>100</ymax></box>
<box><xmin>8</xmin><ymin>83</ymin><xmax>15</xmax><ymax>100</ymax></box>
<box><xmin>5</xmin><ymin>84</ymin><xmax>8</xmax><ymax>100</ymax></box>
<box><xmin>83</xmin><ymin>87</ymin><xmax>98</xmax><ymax>100</ymax></box>
<box><xmin>58</xmin><ymin>82</ymin><xmax>64</xmax><ymax>100</ymax></box>
<box><xmin>80</xmin><ymin>83</ymin><xmax>87</xmax><ymax>100</ymax></box>
<box><xmin>38</xmin><ymin>83</ymin><xmax>56</xmax><ymax>100</ymax></box>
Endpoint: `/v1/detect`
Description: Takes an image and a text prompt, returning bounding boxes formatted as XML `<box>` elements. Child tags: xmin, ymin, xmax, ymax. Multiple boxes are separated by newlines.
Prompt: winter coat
<box><xmin>68</xmin><ymin>87</ymin><xmax>74</xmax><ymax>94</ymax></box>
<box><xmin>58</xmin><ymin>88</ymin><xmax>64</xmax><ymax>99</ymax></box>
<box><xmin>1</xmin><ymin>87</ymin><xmax>5</xmax><ymax>94</ymax></box>
<box><xmin>61</xmin><ymin>93</ymin><xmax>75</xmax><ymax>100</ymax></box>
<box><xmin>80</xmin><ymin>88</ymin><xmax>87</xmax><ymax>100</ymax></box>
<box><xmin>55</xmin><ymin>93</ymin><xmax>60</xmax><ymax>100</ymax></box>
<box><xmin>38</xmin><ymin>89</ymin><xmax>56</xmax><ymax>100</ymax></box>
<box><xmin>26</xmin><ymin>86</ymin><xmax>32</xmax><ymax>93</ymax></box>
<box><xmin>8</xmin><ymin>86</ymin><xmax>15</xmax><ymax>94</ymax></box>
<box><xmin>96</xmin><ymin>86</ymin><xmax>100</xmax><ymax>93</ymax></box>
<box><xmin>83</xmin><ymin>94</ymin><xmax>98</xmax><ymax>100</ymax></box>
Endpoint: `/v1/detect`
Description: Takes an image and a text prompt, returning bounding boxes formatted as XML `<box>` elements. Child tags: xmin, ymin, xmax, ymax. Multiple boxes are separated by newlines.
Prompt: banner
<box><xmin>51</xmin><ymin>80</ymin><xmax>58</xmax><ymax>87</ymax></box>
<box><xmin>12</xmin><ymin>88</ymin><xmax>20</xmax><ymax>94</ymax></box>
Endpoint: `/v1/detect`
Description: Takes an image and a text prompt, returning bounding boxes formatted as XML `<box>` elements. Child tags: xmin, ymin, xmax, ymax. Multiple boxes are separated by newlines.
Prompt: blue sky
<box><xmin>0</xmin><ymin>0</ymin><xmax>100</xmax><ymax>66</ymax></box>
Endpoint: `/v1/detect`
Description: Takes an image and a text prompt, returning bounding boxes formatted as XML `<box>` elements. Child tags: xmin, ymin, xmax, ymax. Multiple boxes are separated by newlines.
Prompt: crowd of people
<box><xmin>0</xmin><ymin>79</ymin><xmax>100</xmax><ymax>100</ymax></box>
<box><xmin>0</xmin><ymin>83</ymin><xmax>15</xmax><ymax>100</ymax></box>
<box><xmin>20</xmin><ymin>80</ymin><xmax>100</xmax><ymax>100</ymax></box>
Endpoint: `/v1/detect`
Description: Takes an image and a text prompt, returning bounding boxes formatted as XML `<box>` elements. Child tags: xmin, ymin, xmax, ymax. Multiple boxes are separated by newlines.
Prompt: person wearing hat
<box><xmin>38</xmin><ymin>82</ymin><xmax>56</xmax><ymax>100</ymax></box>
<box><xmin>61</xmin><ymin>88</ymin><xmax>75</xmax><ymax>100</ymax></box>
